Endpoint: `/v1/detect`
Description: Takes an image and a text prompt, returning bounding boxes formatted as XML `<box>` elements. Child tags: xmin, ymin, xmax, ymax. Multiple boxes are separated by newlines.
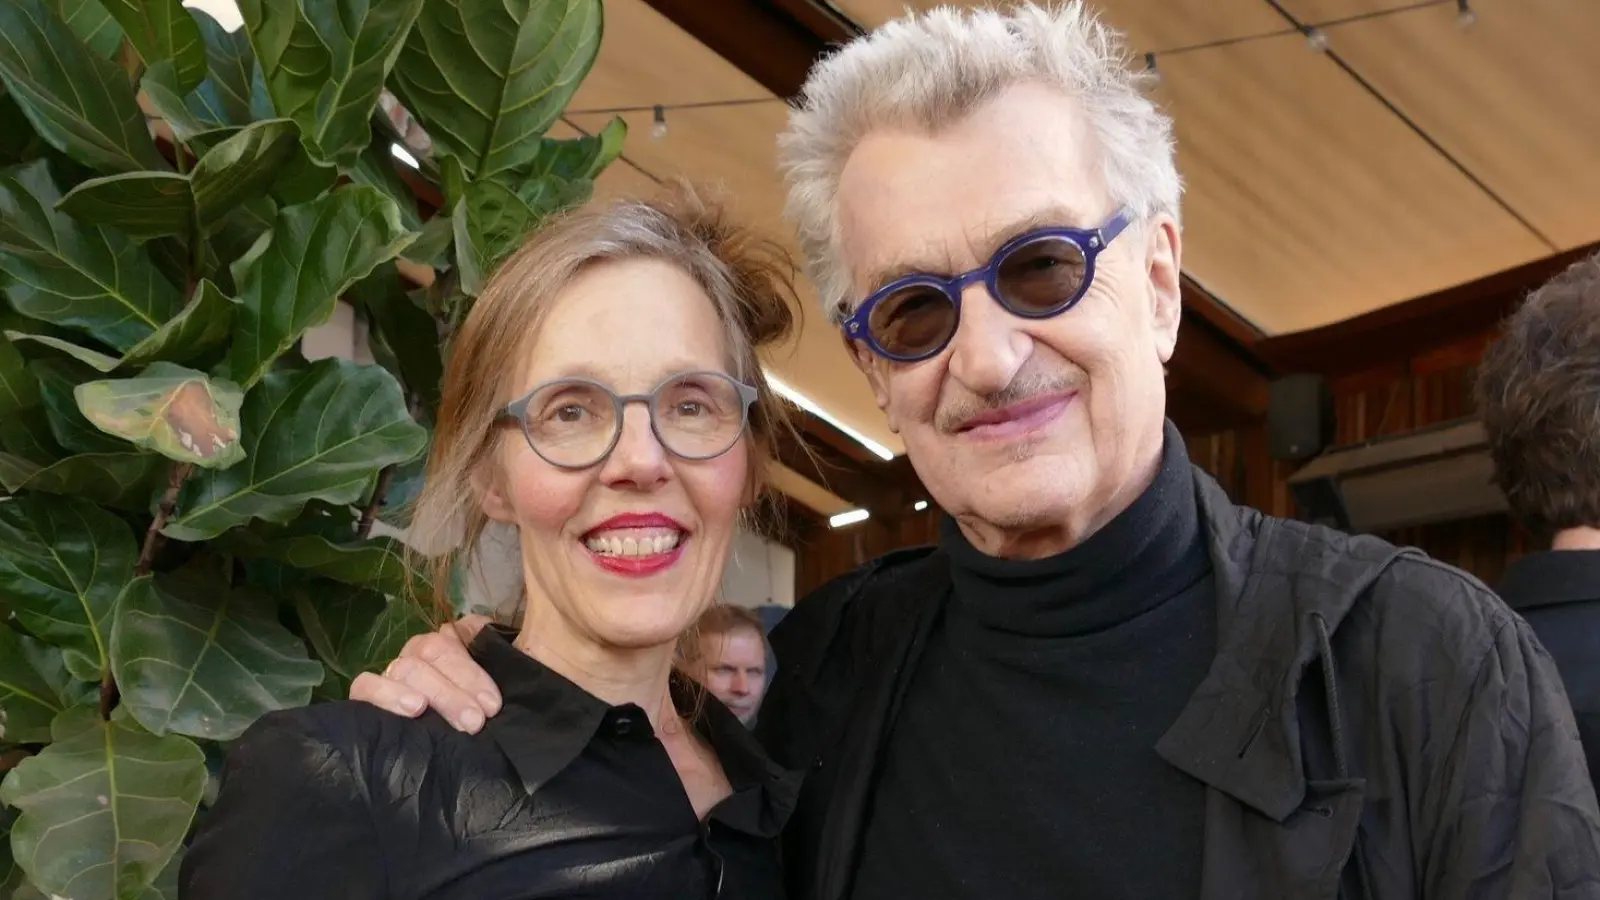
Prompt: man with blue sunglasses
<box><xmin>356</xmin><ymin>4</ymin><xmax>1600</xmax><ymax>898</ymax></box>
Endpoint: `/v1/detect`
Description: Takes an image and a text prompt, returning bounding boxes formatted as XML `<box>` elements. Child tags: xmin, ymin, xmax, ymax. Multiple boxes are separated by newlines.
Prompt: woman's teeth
<box><xmin>584</xmin><ymin>531</ymin><xmax>682</xmax><ymax>557</ymax></box>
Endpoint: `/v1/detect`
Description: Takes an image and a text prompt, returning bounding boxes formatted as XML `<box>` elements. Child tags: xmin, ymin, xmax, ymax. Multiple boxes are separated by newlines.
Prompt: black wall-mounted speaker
<box><xmin>1268</xmin><ymin>373</ymin><xmax>1335</xmax><ymax>462</ymax></box>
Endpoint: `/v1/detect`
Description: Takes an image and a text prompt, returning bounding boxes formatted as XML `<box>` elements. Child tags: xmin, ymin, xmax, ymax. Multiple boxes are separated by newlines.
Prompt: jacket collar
<box><xmin>1154</xmin><ymin>471</ymin><xmax>1415</xmax><ymax>822</ymax></box>
<box><xmin>472</xmin><ymin>628</ymin><xmax>802</xmax><ymax>836</ymax></box>
<box><xmin>1497</xmin><ymin>549</ymin><xmax>1600</xmax><ymax>612</ymax></box>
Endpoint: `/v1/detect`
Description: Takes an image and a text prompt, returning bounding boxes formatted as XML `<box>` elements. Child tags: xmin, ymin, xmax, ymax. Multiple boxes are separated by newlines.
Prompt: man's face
<box><xmin>834</xmin><ymin>81</ymin><xmax>1184</xmax><ymax>558</ymax></box>
<box><xmin>696</xmin><ymin>629</ymin><xmax>768</xmax><ymax>724</ymax></box>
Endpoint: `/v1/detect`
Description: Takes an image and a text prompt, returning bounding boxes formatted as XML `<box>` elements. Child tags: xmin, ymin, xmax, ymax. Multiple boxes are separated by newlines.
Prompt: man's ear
<box><xmin>842</xmin><ymin>332</ymin><xmax>892</xmax><ymax>414</ymax></box>
<box><xmin>1146</xmin><ymin>215</ymin><xmax>1183</xmax><ymax>363</ymax></box>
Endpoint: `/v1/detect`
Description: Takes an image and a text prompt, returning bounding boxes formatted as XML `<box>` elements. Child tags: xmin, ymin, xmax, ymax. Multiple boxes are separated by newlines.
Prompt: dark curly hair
<box><xmin>1475</xmin><ymin>251</ymin><xmax>1600</xmax><ymax>539</ymax></box>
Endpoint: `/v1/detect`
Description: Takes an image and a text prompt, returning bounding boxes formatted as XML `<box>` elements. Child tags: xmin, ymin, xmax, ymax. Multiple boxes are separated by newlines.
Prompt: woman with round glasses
<box><xmin>180</xmin><ymin>185</ymin><xmax>803</xmax><ymax>899</ymax></box>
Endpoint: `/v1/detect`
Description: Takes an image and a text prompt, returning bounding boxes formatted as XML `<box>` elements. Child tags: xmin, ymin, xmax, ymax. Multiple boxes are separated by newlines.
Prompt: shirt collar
<box><xmin>471</xmin><ymin>627</ymin><xmax>802</xmax><ymax>837</ymax></box>
<box><xmin>1497</xmin><ymin>549</ymin><xmax>1600</xmax><ymax>611</ymax></box>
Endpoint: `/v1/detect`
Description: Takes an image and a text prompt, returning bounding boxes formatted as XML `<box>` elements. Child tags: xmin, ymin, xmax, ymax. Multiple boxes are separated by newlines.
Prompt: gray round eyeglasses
<box><xmin>497</xmin><ymin>371</ymin><xmax>758</xmax><ymax>470</ymax></box>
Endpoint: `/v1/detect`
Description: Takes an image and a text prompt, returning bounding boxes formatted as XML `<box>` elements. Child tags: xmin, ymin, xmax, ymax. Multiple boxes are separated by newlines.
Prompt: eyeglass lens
<box><xmin>518</xmin><ymin>372</ymin><xmax>747</xmax><ymax>468</ymax></box>
<box><xmin>867</xmin><ymin>234</ymin><xmax>1089</xmax><ymax>359</ymax></box>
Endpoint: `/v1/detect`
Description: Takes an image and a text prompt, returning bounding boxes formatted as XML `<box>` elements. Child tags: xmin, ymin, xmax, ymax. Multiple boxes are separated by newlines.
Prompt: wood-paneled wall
<box><xmin>791</xmin><ymin>330</ymin><xmax>1531</xmax><ymax>598</ymax></box>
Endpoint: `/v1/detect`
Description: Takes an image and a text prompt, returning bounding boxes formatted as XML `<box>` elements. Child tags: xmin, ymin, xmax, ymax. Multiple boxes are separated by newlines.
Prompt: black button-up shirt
<box><xmin>181</xmin><ymin>628</ymin><xmax>799</xmax><ymax>899</ymax></box>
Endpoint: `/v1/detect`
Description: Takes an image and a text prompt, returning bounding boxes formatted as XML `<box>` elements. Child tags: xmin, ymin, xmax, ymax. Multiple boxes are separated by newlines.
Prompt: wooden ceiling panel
<box><xmin>563</xmin><ymin>105</ymin><xmax>903</xmax><ymax>456</ymax></box>
<box><xmin>567</xmin><ymin>0</ymin><xmax>770</xmax><ymax>112</ymax></box>
<box><xmin>1278</xmin><ymin>0</ymin><xmax>1451</xmax><ymax>18</ymax></box>
<box><xmin>1310</xmin><ymin>0</ymin><xmax>1600</xmax><ymax>251</ymax></box>
<box><xmin>1156</xmin><ymin>31</ymin><xmax>1549</xmax><ymax>334</ymax></box>
<box><xmin>833</xmin><ymin>0</ymin><xmax>1287</xmax><ymax>54</ymax></box>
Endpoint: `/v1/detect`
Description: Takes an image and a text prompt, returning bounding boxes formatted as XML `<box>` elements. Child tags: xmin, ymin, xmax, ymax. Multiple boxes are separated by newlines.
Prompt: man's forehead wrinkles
<box><xmin>859</xmin><ymin>202</ymin><xmax>1097</xmax><ymax>289</ymax></box>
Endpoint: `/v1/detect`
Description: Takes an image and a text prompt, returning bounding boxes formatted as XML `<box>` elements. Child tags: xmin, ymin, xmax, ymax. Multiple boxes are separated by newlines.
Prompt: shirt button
<box><xmin>614</xmin><ymin>716</ymin><xmax>633</xmax><ymax>736</ymax></box>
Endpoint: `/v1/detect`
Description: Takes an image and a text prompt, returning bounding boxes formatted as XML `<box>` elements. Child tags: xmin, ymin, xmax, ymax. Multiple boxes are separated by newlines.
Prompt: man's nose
<box><xmin>946</xmin><ymin>284</ymin><xmax>1029</xmax><ymax>396</ymax></box>
<box><xmin>730</xmin><ymin>673</ymin><xmax>750</xmax><ymax>695</ymax></box>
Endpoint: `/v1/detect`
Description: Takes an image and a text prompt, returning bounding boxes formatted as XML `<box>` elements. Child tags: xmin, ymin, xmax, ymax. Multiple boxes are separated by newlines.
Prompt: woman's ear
<box><xmin>472</xmin><ymin>462</ymin><xmax>518</xmax><ymax>524</ymax></box>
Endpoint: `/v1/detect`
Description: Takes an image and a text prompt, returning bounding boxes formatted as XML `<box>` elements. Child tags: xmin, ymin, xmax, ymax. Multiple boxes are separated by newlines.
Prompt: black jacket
<box><xmin>755</xmin><ymin>469</ymin><xmax>1600</xmax><ymax>900</ymax></box>
<box><xmin>1498</xmin><ymin>550</ymin><xmax>1600</xmax><ymax>794</ymax></box>
<box><xmin>183</xmin><ymin>629</ymin><xmax>799</xmax><ymax>899</ymax></box>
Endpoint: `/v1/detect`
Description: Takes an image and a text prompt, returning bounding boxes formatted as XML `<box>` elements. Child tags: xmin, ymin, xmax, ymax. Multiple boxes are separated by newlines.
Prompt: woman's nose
<box><xmin>599</xmin><ymin>404</ymin><xmax>672</xmax><ymax>488</ymax></box>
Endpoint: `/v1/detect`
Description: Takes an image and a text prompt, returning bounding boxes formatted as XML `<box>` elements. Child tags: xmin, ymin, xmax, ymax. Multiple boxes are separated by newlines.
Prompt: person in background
<box><xmin>1477</xmin><ymin>250</ymin><xmax>1600</xmax><ymax>789</ymax></box>
<box><xmin>683</xmin><ymin>605</ymin><xmax>771</xmax><ymax>725</ymax></box>
<box><xmin>350</xmin><ymin>5</ymin><xmax>1600</xmax><ymax>897</ymax></box>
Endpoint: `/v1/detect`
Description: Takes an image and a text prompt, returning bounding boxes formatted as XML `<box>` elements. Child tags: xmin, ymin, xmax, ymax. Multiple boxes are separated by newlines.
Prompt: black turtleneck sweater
<box><xmin>849</xmin><ymin>427</ymin><xmax>1215</xmax><ymax>900</ymax></box>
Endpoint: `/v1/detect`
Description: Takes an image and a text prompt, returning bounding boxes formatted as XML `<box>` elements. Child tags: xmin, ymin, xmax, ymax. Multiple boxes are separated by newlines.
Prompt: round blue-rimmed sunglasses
<box><xmin>841</xmin><ymin>208</ymin><xmax>1133</xmax><ymax>362</ymax></box>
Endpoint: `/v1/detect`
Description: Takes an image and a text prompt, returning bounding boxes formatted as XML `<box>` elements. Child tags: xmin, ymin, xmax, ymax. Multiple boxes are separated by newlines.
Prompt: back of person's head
<box><xmin>777</xmin><ymin>1</ymin><xmax>1180</xmax><ymax>320</ymax></box>
<box><xmin>1476</xmin><ymin>251</ymin><xmax>1600</xmax><ymax>540</ymax></box>
<box><xmin>406</xmin><ymin>183</ymin><xmax>801</xmax><ymax>620</ymax></box>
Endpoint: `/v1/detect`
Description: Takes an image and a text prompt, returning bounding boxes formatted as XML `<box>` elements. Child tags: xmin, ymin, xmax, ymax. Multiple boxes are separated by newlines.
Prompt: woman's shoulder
<box><xmin>233</xmin><ymin>699</ymin><xmax>469</xmax><ymax>783</ymax></box>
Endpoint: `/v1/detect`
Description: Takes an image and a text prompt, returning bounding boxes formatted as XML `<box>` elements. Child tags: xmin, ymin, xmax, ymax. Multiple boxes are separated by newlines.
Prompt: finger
<box><xmin>349</xmin><ymin>671</ymin><xmax>427</xmax><ymax>718</ymax></box>
<box><xmin>451</xmin><ymin>614</ymin><xmax>492</xmax><ymax>643</ymax></box>
<box><xmin>415</xmin><ymin>626</ymin><xmax>502</xmax><ymax>716</ymax></box>
<box><xmin>385</xmin><ymin>657</ymin><xmax>487</xmax><ymax>734</ymax></box>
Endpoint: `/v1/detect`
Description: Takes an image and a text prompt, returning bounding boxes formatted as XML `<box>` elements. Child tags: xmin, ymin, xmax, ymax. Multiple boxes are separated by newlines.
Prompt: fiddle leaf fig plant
<box><xmin>0</xmin><ymin>0</ymin><xmax>623</xmax><ymax>897</ymax></box>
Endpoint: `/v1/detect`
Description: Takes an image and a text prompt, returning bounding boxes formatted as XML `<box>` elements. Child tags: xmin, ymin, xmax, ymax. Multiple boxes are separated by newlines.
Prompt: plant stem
<box><xmin>355</xmin><ymin>390</ymin><xmax>420</xmax><ymax>538</ymax></box>
<box><xmin>98</xmin><ymin>670</ymin><xmax>119</xmax><ymax>721</ymax></box>
<box><xmin>0</xmin><ymin>746</ymin><xmax>31</xmax><ymax>777</ymax></box>
<box><xmin>137</xmin><ymin>462</ymin><xmax>194</xmax><ymax>576</ymax></box>
<box><xmin>356</xmin><ymin>465</ymin><xmax>396</xmax><ymax>539</ymax></box>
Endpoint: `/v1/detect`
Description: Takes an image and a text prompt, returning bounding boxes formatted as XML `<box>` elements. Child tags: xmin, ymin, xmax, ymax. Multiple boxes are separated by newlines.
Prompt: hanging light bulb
<box><xmin>1144</xmin><ymin>52</ymin><xmax>1160</xmax><ymax>84</ymax></box>
<box><xmin>651</xmin><ymin>105</ymin><xmax>668</xmax><ymax>140</ymax></box>
<box><xmin>1304</xmin><ymin>26</ymin><xmax>1329</xmax><ymax>52</ymax></box>
<box><xmin>1455</xmin><ymin>0</ymin><xmax>1477</xmax><ymax>30</ymax></box>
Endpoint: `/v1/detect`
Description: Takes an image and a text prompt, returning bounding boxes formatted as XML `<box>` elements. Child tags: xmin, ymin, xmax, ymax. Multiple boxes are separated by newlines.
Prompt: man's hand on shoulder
<box><xmin>348</xmin><ymin>615</ymin><xmax>501</xmax><ymax>734</ymax></box>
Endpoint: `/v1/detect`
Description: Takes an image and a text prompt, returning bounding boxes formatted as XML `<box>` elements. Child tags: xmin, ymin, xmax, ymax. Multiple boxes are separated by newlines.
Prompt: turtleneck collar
<box><xmin>939</xmin><ymin>420</ymin><xmax>1210</xmax><ymax>638</ymax></box>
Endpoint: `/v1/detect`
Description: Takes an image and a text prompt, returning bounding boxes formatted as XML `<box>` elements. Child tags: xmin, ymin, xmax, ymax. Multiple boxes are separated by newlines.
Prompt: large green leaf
<box><xmin>296</xmin><ymin>581</ymin><xmax>430</xmax><ymax>684</ymax></box>
<box><xmin>351</xmin><ymin>263</ymin><xmax>440</xmax><ymax>409</ymax></box>
<box><xmin>0</xmin><ymin>705</ymin><xmax>206</xmax><ymax>900</ymax></box>
<box><xmin>347</xmin><ymin>130</ymin><xmax>423</xmax><ymax>232</ymax></box>
<box><xmin>5</xmin><ymin>280</ymin><xmax>235</xmax><ymax>375</ymax></box>
<box><xmin>0</xmin><ymin>331</ymin><xmax>39</xmax><ymax>414</ymax></box>
<box><xmin>58</xmin><ymin>119</ymin><xmax>331</xmax><ymax>242</ymax></box>
<box><xmin>54</xmin><ymin>171</ymin><xmax>192</xmax><ymax>241</ymax></box>
<box><xmin>221</xmin><ymin>529</ymin><xmax>416</xmax><ymax>598</ymax></box>
<box><xmin>75</xmin><ymin>362</ymin><xmax>244</xmax><ymax>468</ymax></box>
<box><xmin>31</xmin><ymin>357</ymin><xmax>127</xmax><ymax>454</ymax></box>
<box><xmin>51</xmin><ymin>0</ymin><xmax>122</xmax><ymax>59</ymax></box>
<box><xmin>0</xmin><ymin>408</ymin><xmax>59</xmax><ymax>463</ymax></box>
<box><xmin>0</xmin><ymin>804</ymin><xmax>20</xmax><ymax>898</ymax></box>
<box><xmin>0</xmin><ymin>494</ymin><xmax>134</xmax><ymax>682</ymax></box>
<box><xmin>522</xmin><ymin>115</ymin><xmax>626</xmax><ymax>181</ymax></box>
<box><xmin>0</xmin><ymin>87</ymin><xmax>44</xmax><ymax>164</ymax></box>
<box><xmin>0</xmin><ymin>160</ymin><xmax>184</xmax><ymax>352</ymax></box>
<box><xmin>462</xmin><ymin>178</ymin><xmax>541</xmax><ymax>276</ymax></box>
<box><xmin>164</xmin><ymin>357</ymin><xmax>427</xmax><ymax>540</ymax></box>
<box><xmin>238</xmin><ymin>0</ymin><xmax>425</xmax><ymax>166</ymax></box>
<box><xmin>227</xmin><ymin>185</ymin><xmax>417</xmax><ymax>389</ymax></box>
<box><xmin>111</xmin><ymin>572</ymin><xmax>324</xmax><ymax>741</ymax></box>
<box><xmin>0</xmin><ymin>449</ymin><xmax>164</xmax><ymax>510</ymax></box>
<box><xmin>101</xmin><ymin>0</ymin><xmax>206</xmax><ymax>92</ymax></box>
<box><xmin>391</xmin><ymin>0</ymin><xmax>603</xmax><ymax>179</ymax></box>
<box><xmin>193</xmin><ymin>10</ymin><xmax>272</xmax><ymax>125</ymax></box>
<box><xmin>0</xmin><ymin>626</ymin><xmax>91</xmax><ymax>744</ymax></box>
<box><xmin>0</xmin><ymin>0</ymin><xmax>166</xmax><ymax>173</ymax></box>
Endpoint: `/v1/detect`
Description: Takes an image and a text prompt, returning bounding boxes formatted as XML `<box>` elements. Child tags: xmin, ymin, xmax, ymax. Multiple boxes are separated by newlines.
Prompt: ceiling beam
<box><xmin>1255</xmin><ymin>240</ymin><xmax>1600</xmax><ymax>376</ymax></box>
<box><xmin>639</xmin><ymin>0</ymin><xmax>856</xmax><ymax>100</ymax></box>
